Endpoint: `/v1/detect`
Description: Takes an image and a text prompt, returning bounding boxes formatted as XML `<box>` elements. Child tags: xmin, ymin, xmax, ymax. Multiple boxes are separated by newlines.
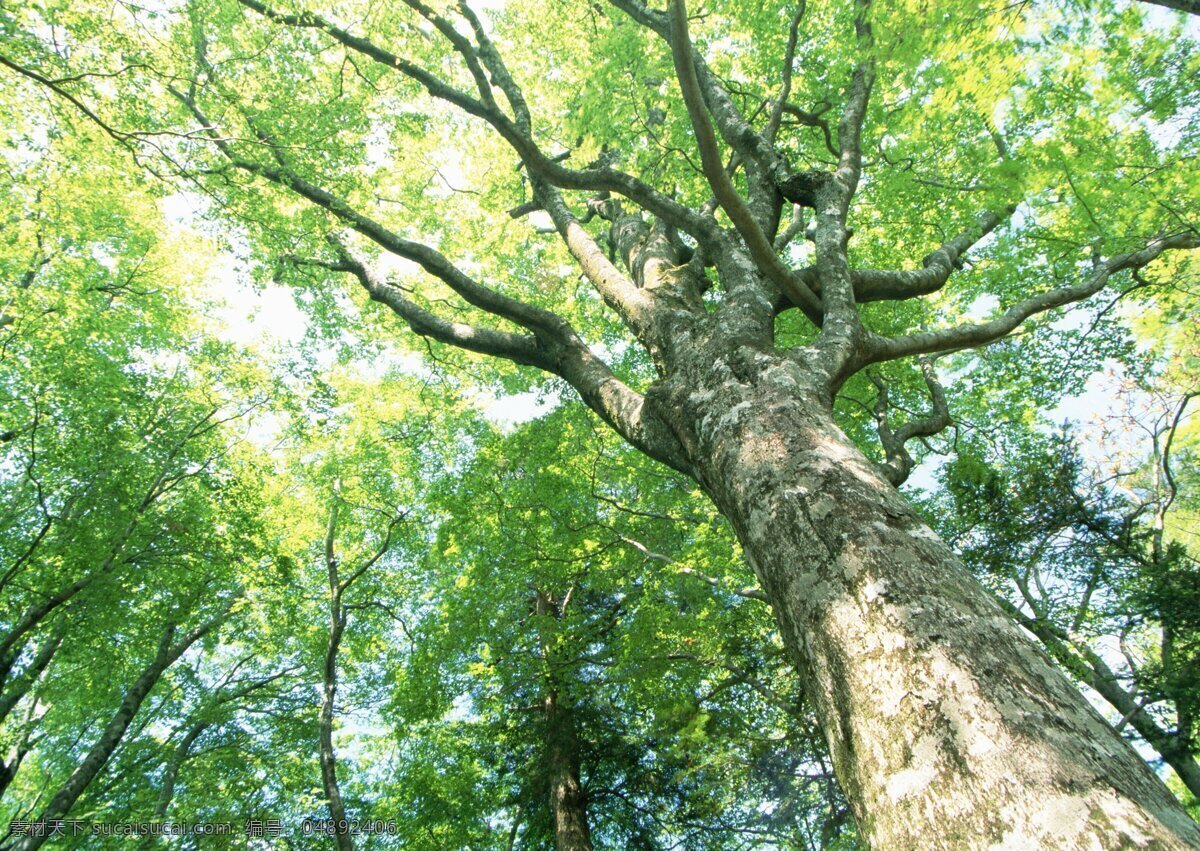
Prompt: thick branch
<box><xmin>532</xmin><ymin>186</ymin><xmax>660</xmax><ymax>345</ymax></box>
<box><xmin>807</xmin><ymin>0</ymin><xmax>875</xmax><ymax>369</ymax></box>
<box><xmin>667</xmin><ymin>0</ymin><xmax>821</xmax><ymax>319</ymax></box>
<box><xmin>456</xmin><ymin>1</ymin><xmax>531</xmax><ymax>132</ymax></box>
<box><xmin>328</xmin><ymin>240</ymin><xmax>689</xmax><ymax>474</ymax></box>
<box><xmin>608</xmin><ymin>0</ymin><xmax>790</xmax><ymax>184</ymax></box>
<box><xmin>327</xmin><ymin>237</ymin><xmax>552</xmax><ymax>370</ymax></box>
<box><xmin>849</xmin><ymin>208</ymin><xmax>1013</xmax><ymax>302</ymax></box>
<box><xmin>1138</xmin><ymin>0</ymin><xmax>1199</xmax><ymax>14</ymax></box>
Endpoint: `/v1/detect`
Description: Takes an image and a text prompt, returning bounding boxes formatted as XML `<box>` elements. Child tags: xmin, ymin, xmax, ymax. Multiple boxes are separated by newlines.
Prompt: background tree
<box><xmin>0</xmin><ymin>73</ymin><xmax>288</xmax><ymax>844</ymax></box>
<box><xmin>926</xmin><ymin>286</ymin><xmax>1200</xmax><ymax>813</ymax></box>
<box><xmin>387</xmin><ymin>404</ymin><xmax>856</xmax><ymax>849</ymax></box>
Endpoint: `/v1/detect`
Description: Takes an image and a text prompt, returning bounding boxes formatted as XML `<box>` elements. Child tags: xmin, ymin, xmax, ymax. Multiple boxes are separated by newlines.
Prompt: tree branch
<box><xmin>848</xmin><ymin>207</ymin><xmax>1014</xmax><ymax>302</ymax></box>
<box><xmin>869</xmin><ymin>356</ymin><xmax>951</xmax><ymax>486</ymax></box>
<box><xmin>328</xmin><ymin>239</ymin><xmax>689</xmax><ymax>473</ymax></box>
<box><xmin>860</xmin><ymin>231</ymin><xmax>1200</xmax><ymax>365</ymax></box>
<box><xmin>832</xmin><ymin>0</ymin><xmax>875</xmax><ymax>215</ymax></box>
<box><xmin>1137</xmin><ymin>0</ymin><xmax>1199</xmax><ymax>15</ymax></box>
<box><xmin>764</xmin><ymin>3</ymin><xmax>807</xmax><ymax>147</ymax></box>
<box><xmin>235</xmin><ymin>0</ymin><xmax>705</xmax><ymax>237</ymax></box>
<box><xmin>326</xmin><ymin>237</ymin><xmax>553</xmax><ymax>370</ymax></box>
<box><xmin>667</xmin><ymin>0</ymin><xmax>821</xmax><ymax>319</ymax></box>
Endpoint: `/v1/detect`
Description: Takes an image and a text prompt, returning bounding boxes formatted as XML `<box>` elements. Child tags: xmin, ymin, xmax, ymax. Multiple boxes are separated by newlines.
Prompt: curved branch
<box><xmin>667</xmin><ymin>0</ymin><xmax>821</xmax><ymax>319</ymax></box>
<box><xmin>1160</xmin><ymin>391</ymin><xmax>1197</xmax><ymax>515</ymax></box>
<box><xmin>849</xmin><ymin>207</ymin><xmax>1014</xmax><ymax>302</ymax></box>
<box><xmin>327</xmin><ymin>237</ymin><xmax>552</xmax><ymax>370</ymax></box>
<box><xmin>860</xmin><ymin>231</ymin><xmax>1200</xmax><ymax>365</ymax></box>
<box><xmin>869</xmin><ymin>356</ymin><xmax>950</xmax><ymax>486</ymax></box>
<box><xmin>236</xmin><ymin>0</ymin><xmax>705</xmax><ymax>237</ymax></box>
<box><xmin>0</xmin><ymin>55</ymin><xmax>133</xmax><ymax>149</ymax></box>
<box><xmin>329</xmin><ymin>241</ymin><xmax>689</xmax><ymax>474</ymax></box>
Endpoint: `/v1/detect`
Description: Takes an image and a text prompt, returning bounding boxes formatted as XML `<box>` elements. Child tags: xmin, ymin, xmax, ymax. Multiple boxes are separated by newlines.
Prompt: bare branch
<box><xmin>832</xmin><ymin>0</ymin><xmax>875</xmax><ymax>212</ymax></box>
<box><xmin>848</xmin><ymin>207</ymin><xmax>1014</xmax><ymax>302</ymax></box>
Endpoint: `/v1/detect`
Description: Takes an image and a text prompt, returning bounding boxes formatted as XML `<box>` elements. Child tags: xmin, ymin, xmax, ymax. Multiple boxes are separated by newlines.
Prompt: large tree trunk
<box><xmin>653</xmin><ymin>350</ymin><xmax>1200</xmax><ymax>848</ymax></box>
<box><xmin>543</xmin><ymin>689</ymin><xmax>593</xmax><ymax>851</ymax></box>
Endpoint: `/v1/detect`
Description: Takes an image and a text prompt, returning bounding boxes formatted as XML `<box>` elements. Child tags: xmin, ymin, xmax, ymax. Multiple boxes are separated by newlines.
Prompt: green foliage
<box><xmin>1</xmin><ymin>0</ymin><xmax>1198</xmax><ymax>843</ymax></box>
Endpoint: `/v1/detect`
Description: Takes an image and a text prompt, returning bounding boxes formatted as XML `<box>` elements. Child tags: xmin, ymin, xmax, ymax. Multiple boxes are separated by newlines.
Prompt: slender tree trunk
<box><xmin>13</xmin><ymin>605</ymin><xmax>231</xmax><ymax>851</ymax></box>
<box><xmin>543</xmin><ymin>689</ymin><xmax>593</xmax><ymax>851</ymax></box>
<box><xmin>152</xmin><ymin>720</ymin><xmax>209</xmax><ymax>820</ymax></box>
<box><xmin>320</xmin><ymin>484</ymin><xmax>354</xmax><ymax>851</ymax></box>
<box><xmin>319</xmin><ymin>610</ymin><xmax>352</xmax><ymax>850</ymax></box>
<box><xmin>651</xmin><ymin>351</ymin><xmax>1200</xmax><ymax>848</ymax></box>
<box><xmin>0</xmin><ymin>696</ymin><xmax>40</xmax><ymax>802</ymax></box>
<box><xmin>136</xmin><ymin>718</ymin><xmax>210</xmax><ymax>850</ymax></box>
<box><xmin>0</xmin><ymin>623</ymin><xmax>63</xmax><ymax>730</ymax></box>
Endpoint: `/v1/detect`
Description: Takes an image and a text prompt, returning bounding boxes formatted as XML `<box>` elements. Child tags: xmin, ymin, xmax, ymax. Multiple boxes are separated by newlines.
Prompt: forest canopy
<box><xmin>0</xmin><ymin>0</ymin><xmax>1198</xmax><ymax>847</ymax></box>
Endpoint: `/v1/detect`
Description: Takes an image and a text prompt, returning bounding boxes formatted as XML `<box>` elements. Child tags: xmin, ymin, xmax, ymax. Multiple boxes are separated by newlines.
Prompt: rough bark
<box><xmin>1001</xmin><ymin>599</ymin><xmax>1200</xmax><ymax>802</ymax></box>
<box><xmin>646</xmin><ymin>345</ymin><xmax>1200</xmax><ymax>848</ymax></box>
<box><xmin>544</xmin><ymin>689</ymin><xmax>593</xmax><ymax>851</ymax></box>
